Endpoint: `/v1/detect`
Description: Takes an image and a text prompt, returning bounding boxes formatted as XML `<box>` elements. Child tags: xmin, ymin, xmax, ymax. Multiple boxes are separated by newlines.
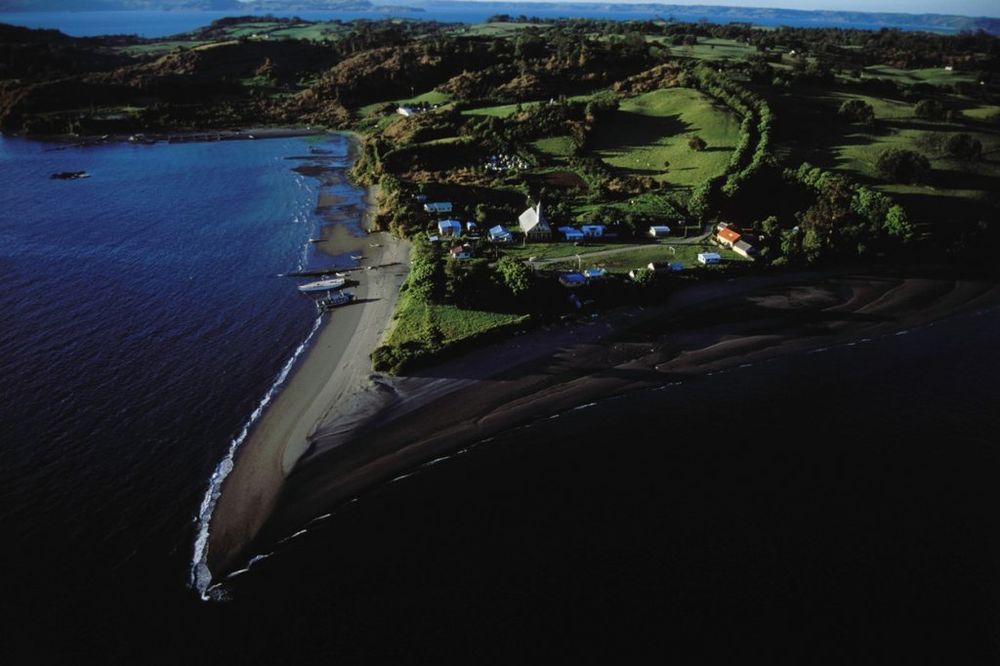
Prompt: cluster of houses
<box><xmin>483</xmin><ymin>153</ymin><xmax>528</xmax><ymax>172</ymax></box>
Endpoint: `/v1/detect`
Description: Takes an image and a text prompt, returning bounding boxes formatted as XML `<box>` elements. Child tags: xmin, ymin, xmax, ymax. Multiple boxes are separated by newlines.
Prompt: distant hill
<box><xmin>0</xmin><ymin>1</ymin><xmax>997</xmax><ymax>35</ymax></box>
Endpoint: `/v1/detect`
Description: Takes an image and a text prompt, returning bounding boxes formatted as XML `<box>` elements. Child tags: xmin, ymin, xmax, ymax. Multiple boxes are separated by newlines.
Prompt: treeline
<box><xmin>685</xmin><ymin>64</ymin><xmax>774</xmax><ymax>220</ymax></box>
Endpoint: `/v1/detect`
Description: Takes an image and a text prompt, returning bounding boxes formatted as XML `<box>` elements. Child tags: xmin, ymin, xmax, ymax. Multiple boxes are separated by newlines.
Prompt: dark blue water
<box><xmin>0</xmin><ymin>5</ymin><xmax>965</xmax><ymax>37</ymax></box>
<box><xmin>0</xmin><ymin>133</ymin><xmax>366</xmax><ymax>662</ymax></box>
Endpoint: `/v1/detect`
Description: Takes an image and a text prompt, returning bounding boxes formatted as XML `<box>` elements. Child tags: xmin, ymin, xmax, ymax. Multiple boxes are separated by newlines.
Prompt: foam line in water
<box><xmin>190</xmin><ymin>314</ymin><xmax>324</xmax><ymax>601</ymax></box>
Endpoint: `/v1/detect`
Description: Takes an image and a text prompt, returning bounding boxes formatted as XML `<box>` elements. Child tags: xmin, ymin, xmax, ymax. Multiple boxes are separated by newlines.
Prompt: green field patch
<box><xmin>587</xmin><ymin>88</ymin><xmax>739</xmax><ymax>188</ymax></box>
<box><xmin>385</xmin><ymin>293</ymin><xmax>529</xmax><ymax>352</ymax></box>
<box><xmin>462</xmin><ymin>101</ymin><xmax>542</xmax><ymax>118</ymax></box>
<box><xmin>504</xmin><ymin>242</ymin><xmax>624</xmax><ymax>262</ymax></box>
<box><xmin>533</xmin><ymin>135</ymin><xmax>575</xmax><ymax>159</ymax></box>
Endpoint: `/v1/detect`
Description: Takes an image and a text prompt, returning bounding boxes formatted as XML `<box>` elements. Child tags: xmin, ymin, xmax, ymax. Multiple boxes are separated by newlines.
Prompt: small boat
<box><xmin>308</xmin><ymin>238</ymin><xmax>325</xmax><ymax>243</ymax></box>
<box><xmin>298</xmin><ymin>276</ymin><xmax>346</xmax><ymax>292</ymax></box>
<box><xmin>350</xmin><ymin>255</ymin><xmax>364</xmax><ymax>261</ymax></box>
<box><xmin>316</xmin><ymin>290</ymin><xmax>354</xmax><ymax>311</ymax></box>
<box><xmin>50</xmin><ymin>171</ymin><xmax>90</xmax><ymax>180</ymax></box>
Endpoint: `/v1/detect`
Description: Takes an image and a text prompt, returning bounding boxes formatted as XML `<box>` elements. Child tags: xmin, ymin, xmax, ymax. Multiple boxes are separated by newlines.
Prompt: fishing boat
<box><xmin>297</xmin><ymin>276</ymin><xmax>346</xmax><ymax>292</ymax></box>
<box><xmin>316</xmin><ymin>291</ymin><xmax>354</xmax><ymax>311</ymax></box>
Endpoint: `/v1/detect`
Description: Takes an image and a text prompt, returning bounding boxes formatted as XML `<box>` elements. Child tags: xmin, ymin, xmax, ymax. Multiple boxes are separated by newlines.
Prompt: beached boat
<box><xmin>316</xmin><ymin>290</ymin><xmax>354</xmax><ymax>311</ymax></box>
<box><xmin>298</xmin><ymin>276</ymin><xmax>346</xmax><ymax>292</ymax></box>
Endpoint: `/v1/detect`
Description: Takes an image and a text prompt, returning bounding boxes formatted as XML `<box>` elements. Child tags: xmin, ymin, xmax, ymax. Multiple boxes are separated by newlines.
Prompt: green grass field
<box><xmin>545</xmin><ymin>242</ymin><xmax>747</xmax><ymax>274</ymax></box>
<box><xmin>532</xmin><ymin>135</ymin><xmax>575</xmax><ymax>160</ymax></box>
<box><xmin>503</xmin><ymin>241</ymin><xmax>625</xmax><ymax>262</ymax></box>
<box><xmin>357</xmin><ymin>90</ymin><xmax>452</xmax><ymax>118</ymax></box>
<box><xmin>587</xmin><ymin>88</ymin><xmax>740</xmax><ymax>188</ymax></box>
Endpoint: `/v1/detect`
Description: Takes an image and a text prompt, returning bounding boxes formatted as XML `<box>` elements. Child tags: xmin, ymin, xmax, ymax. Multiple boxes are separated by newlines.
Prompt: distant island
<box><xmin>0</xmin><ymin>1</ymin><xmax>425</xmax><ymax>14</ymax></box>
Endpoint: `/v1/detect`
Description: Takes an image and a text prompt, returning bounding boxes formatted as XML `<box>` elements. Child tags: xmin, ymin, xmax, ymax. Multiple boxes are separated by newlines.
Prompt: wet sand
<box><xmin>242</xmin><ymin>270</ymin><xmax>1000</xmax><ymax>565</ymax></box>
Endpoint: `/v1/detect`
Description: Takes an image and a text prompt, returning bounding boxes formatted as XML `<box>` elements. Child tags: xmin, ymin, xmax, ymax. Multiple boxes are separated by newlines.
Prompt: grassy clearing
<box><xmin>533</xmin><ymin>135</ymin><xmax>575</xmax><ymax>160</ymax></box>
<box><xmin>545</xmin><ymin>242</ymin><xmax>747</xmax><ymax>274</ymax></box>
<box><xmin>588</xmin><ymin>88</ymin><xmax>739</xmax><ymax>188</ymax></box>
<box><xmin>860</xmin><ymin>65</ymin><xmax>980</xmax><ymax>88</ymax></box>
<box><xmin>503</xmin><ymin>241</ymin><xmax>625</xmax><ymax>261</ymax></box>
<box><xmin>457</xmin><ymin>22</ymin><xmax>550</xmax><ymax>37</ymax></box>
<box><xmin>385</xmin><ymin>292</ymin><xmax>529</xmax><ymax>350</ymax></box>
<box><xmin>462</xmin><ymin>101</ymin><xmax>543</xmax><ymax>118</ymax></box>
<box><xmin>357</xmin><ymin>90</ymin><xmax>452</xmax><ymax>118</ymax></box>
<box><xmin>671</xmin><ymin>37</ymin><xmax>756</xmax><ymax>61</ymax></box>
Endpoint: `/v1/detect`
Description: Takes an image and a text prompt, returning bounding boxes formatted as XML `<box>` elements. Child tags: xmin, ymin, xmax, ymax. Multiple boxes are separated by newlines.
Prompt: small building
<box><xmin>519</xmin><ymin>201</ymin><xmax>552</xmax><ymax>241</ymax></box>
<box><xmin>647</xmin><ymin>261</ymin><xmax>673</xmax><ymax>273</ymax></box>
<box><xmin>437</xmin><ymin>219</ymin><xmax>462</xmax><ymax>236</ymax></box>
<box><xmin>717</xmin><ymin>227</ymin><xmax>742</xmax><ymax>248</ymax></box>
<box><xmin>581</xmin><ymin>224</ymin><xmax>605</xmax><ymax>238</ymax></box>
<box><xmin>466</xmin><ymin>221</ymin><xmax>478</xmax><ymax>233</ymax></box>
<box><xmin>669</xmin><ymin>262</ymin><xmax>685</xmax><ymax>272</ymax></box>
<box><xmin>488</xmin><ymin>225</ymin><xmax>512</xmax><ymax>243</ymax></box>
<box><xmin>449</xmin><ymin>245</ymin><xmax>472</xmax><ymax>260</ymax></box>
<box><xmin>648</xmin><ymin>225</ymin><xmax>672</xmax><ymax>238</ymax></box>
<box><xmin>558</xmin><ymin>226</ymin><xmax>585</xmax><ymax>242</ymax></box>
<box><xmin>397</xmin><ymin>105</ymin><xmax>421</xmax><ymax>117</ymax></box>
<box><xmin>423</xmin><ymin>202</ymin><xmax>453</xmax><ymax>214</ymax></box>
<box><xmin>558</xmin><ymin>272</ymin><xmax>587</xmax><ymax>288</ymax></box>
<box><xmin>698</xmin><ymin>252</ymin><xmax>722</xmax><ymax>265</ymax></box>
<box><xmin>733</xmin><ymin>240</ymin><xmax>757</xmax><ymax>259</ymax></box>
<box><xmin>583</xmin><ymin>268</ymin><xmax>607</xmax><ymax>280</ymax></box>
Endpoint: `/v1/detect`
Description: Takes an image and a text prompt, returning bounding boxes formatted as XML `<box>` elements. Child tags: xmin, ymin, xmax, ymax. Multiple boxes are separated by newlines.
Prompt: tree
<box><xmin>838</xmin><ymin>99</ymin><xmax>875</xmax><ymax>126</ymax></box>
<box><xmin>496</xmin><ymin>256</ymin><xmax>532</xmax><ymax>296</ymax></box>
<box><xmin>631</xmin><ymin>268</ymin><xmax>656</xmax><ymax>287</ymax></box>
<box><xmin>688</xmin><ymin>135</ymin><xmax>708</xmax><ymax>151</ymax></box>
<box><xmin>945</xmin><ymin>133</ymin><xmax>982</xmax><ymax>161</ymax></box>
<box><xmin>913</xmin><ymin>98</ymin><xmax>946</xmax><ymax>121</ymax></box>
<box><xmin>875</xmin><ymin>148</ymin><xmax>930</xmax><ymax>183</ymax></box>
<box><xmin>884</xmin><ymin>205</ymin><xmax>914</xmax><ymax>241</ymax></box>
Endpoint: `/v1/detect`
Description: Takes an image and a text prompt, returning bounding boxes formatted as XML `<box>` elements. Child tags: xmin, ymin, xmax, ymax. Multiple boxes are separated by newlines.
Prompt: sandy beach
<box><xmin>204</xmin><ymin>178</ymin><xmax>409</xmax><ymax>578</ymax></box>
<box><xmin>210</xmin><ymin>261</ymin><xmax>1000</xmax><ymax>578</ymax></box>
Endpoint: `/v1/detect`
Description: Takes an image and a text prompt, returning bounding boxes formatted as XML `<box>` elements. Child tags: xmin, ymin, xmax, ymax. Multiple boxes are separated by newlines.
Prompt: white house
<box><xmin>648</xmin><ymin>225</ymin><xmax>671</xmax><ymax>238</ymax></box>
<box><xmin>581</xmin><ymin>224</ymin><xmax>605</xmax><ymax>238</ymax></box>
<box><xmin>697</xmin><ymin>252</ymin><xmax>721</xmax><ymax>265</ymax></box>
<box><xmin>519</xmin><ymin>202</ymin><xmax>552</xmax><ymax>241</ymax></box>
<box><xmin>488</xmin><ymin>225</ymin><xmax>512</xmax><ymax>243</ymax></box>
<box><xmin>558</xmin><ymin>226</ymin><xmax>584</xmax><ymax>242</ymax></box>
<box><xmin>397</xmin><ymin>105</ymin><xmax>420</xmax><ymax>117</ymax></box>
<box><xmin>437</xmin><ymin>219</ymin><xmax>462</xmax><ymax>236</ymax></box>
<box><xmin>423</xmin><ymin>202</ymin><xmax>453</xmax><ymax>214</ymax></box>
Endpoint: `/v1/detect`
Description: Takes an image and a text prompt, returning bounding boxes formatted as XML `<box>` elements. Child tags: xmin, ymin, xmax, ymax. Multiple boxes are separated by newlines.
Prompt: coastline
<box><xmin>200</xmin><ymin>134</ymin><xmax>408</xmax><ymax>585</ymax></box>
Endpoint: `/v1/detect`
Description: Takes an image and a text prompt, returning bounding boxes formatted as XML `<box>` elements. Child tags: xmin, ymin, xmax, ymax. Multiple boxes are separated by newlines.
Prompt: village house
<box><xmin>466</xmin><ymin>221</ymin><xmax>478</xmax><ymax>234</ymax></box>
<box><xmin>519</xmin><ymin>202</ymin><xmax>552</xmax><ymax>241</ymax></box>
<box><xmin>583</xmin><ymin>268</ymin><xmax>607</xmax><ymax>280</ymax></box>
<box><xmin>716</xmin><ymin>226</ymin><xmax>742</xmax><ymax>248</ymax></box>
<box><xmin>449</xmin><ymin>244</ymin><xmax>472</xmax><ymax>260</ymax></box>
<box><xmin>580</xmin><ymin>224</ymin><xmax>605</xmax><ymax>238</ymax></box>
<box><xmin>648</xmin><ymin>225</ymin><xmax>671</xmax><ymax>238</ymax></box>
<box><xmin>558</xmin><ymin>226</ymin><xmax>585</xmax><ymax>242</ymax></box>
<box><xmin>437</xmin><ymin>219</ymin><xmax>462</xmax><ymax>237</ymax></box>
<box><xmin>647</xmin><ymin>261</ymin><xmax>684</xmax><ymax>273</ymax></box>
<box><xmin>733</xmin><ymin>239</ymin><xmax>758</xmax><ymax>259</ymax></box>
<box><xmin>698</xmin><ymin>252</ymin><xmax>722</xmax><ymax>265</ymax></box>
<box><xmin>558</xmin><ymin>272</ymin><xmax>587</xmax><ymax>288</ymax></box>
<box><xmin>423</xmin><ymin>202</ymin><xmax>453</xmax><ymax>214</ymax></box>
<box><xmin>397</xmin><ymin>105</ymin><xmax>421</xmax><ymax>117</ymax></box>
<box><xmin>488</xmin><ymin>225</ymin><xmax>512</xmax><ymax>243</ymax></box>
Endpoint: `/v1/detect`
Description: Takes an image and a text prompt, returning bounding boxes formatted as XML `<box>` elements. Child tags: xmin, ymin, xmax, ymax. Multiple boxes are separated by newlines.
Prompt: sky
<box><xmin>463</xmin><ymin>1</ymin><xmax>1000</xmax><ymax>19</ymax></box>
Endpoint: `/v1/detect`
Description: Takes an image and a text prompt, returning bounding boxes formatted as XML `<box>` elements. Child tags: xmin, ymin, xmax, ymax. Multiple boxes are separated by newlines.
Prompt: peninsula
<box><xmin>3</xmin><ymin>13</ymin><xmax>997</xmax><ymax>585</ymax></box>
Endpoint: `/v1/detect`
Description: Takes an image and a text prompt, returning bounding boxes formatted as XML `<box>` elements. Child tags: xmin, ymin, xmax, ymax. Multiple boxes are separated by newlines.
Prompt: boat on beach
<box><xmin>298</xmin><ymin>276</ymin><xmax>346</xmax><ymax>292</ymax></box>
<box><xmin>316</xmin><ymin>290</ymin><xmax>354</xmax><ymax>311</ymax></box>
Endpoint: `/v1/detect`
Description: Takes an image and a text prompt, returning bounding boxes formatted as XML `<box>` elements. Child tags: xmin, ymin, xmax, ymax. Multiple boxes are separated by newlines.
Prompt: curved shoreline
<box><xmin>233</xmin><ymin>267</ymin><xmax>1000</xmax><ymax>575</ymax></box>
<box><xmin>200</xmin><ymin>137</ymin><xmax>408</xmax><ymax>585</ymax></box>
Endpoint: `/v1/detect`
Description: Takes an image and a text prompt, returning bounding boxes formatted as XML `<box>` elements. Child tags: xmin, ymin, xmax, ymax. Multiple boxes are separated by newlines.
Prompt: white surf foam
<box><xmin>190</xmin><ymin>315</ymin><xmax>324</xmax><ymax>601</ymax></box>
